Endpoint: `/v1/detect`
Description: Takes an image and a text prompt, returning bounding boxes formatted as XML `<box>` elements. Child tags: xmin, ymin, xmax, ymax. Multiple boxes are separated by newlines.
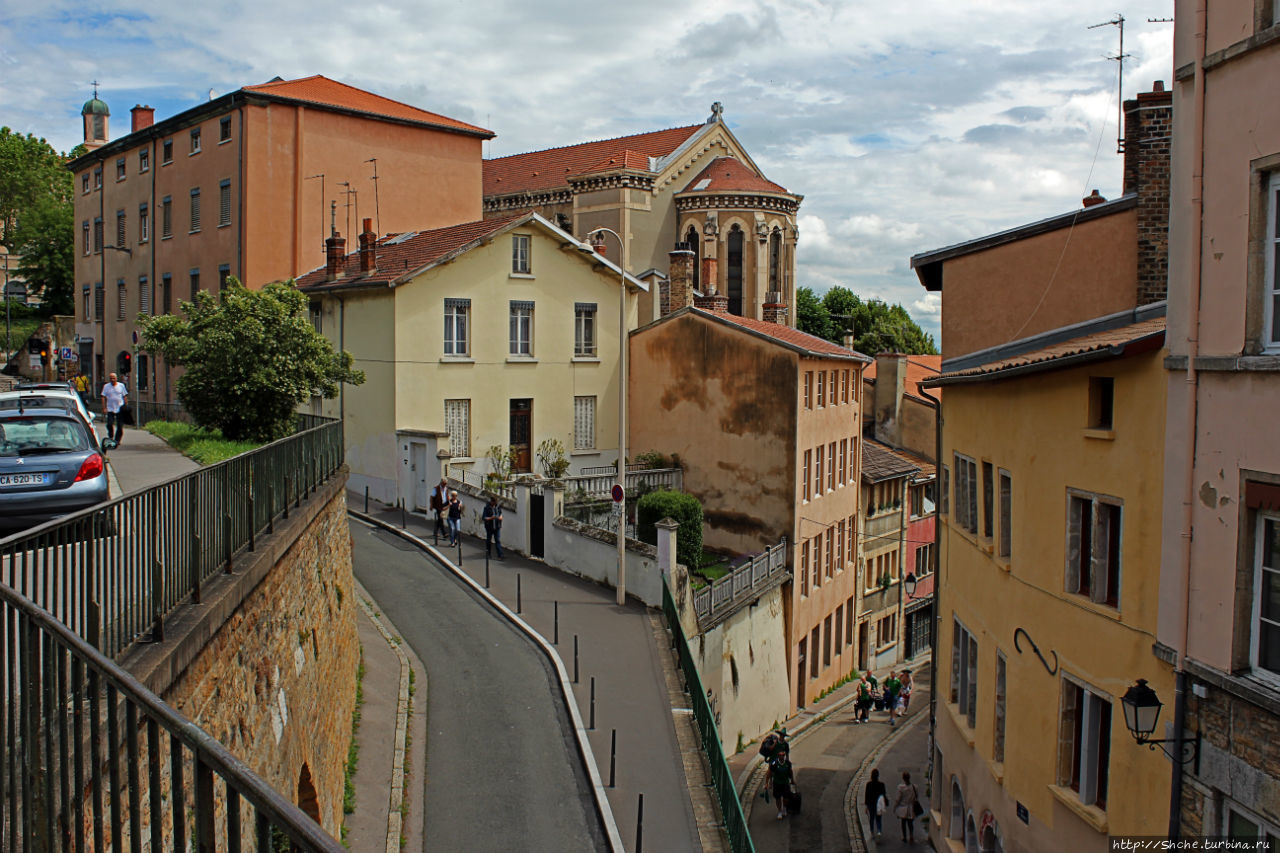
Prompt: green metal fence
<box><xmin>662</xmin><ymin>580</ymin><xmax>755</xmax><ymax>853</ymax></box>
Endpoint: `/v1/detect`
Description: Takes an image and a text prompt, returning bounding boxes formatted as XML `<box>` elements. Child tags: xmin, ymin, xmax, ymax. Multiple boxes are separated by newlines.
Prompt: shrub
<box><xmin>637</xmin><ymin>489</ymin><xmax>702</xmax><ymax>568</ymax></box>
<box><xmin>536</xmin><ymin>437</ymin><xmax>570</xmax><ymax>479</ymax></box>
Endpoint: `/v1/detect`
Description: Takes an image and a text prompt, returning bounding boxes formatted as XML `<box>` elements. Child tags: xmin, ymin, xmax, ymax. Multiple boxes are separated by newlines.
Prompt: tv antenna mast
<box><xmin>366</xmin><ymin>158</ymin><xmax>381</xmax><ymax>238</ymax></box>
<box><xmin>338</xmin><ymin>182</ymin><xmax>358</xmax><ymax>243</ymax></box>
<box><xmin>1088</xmin><ymin>13</ymin><xmax>1131</xmax><ymax>153</ymax></box>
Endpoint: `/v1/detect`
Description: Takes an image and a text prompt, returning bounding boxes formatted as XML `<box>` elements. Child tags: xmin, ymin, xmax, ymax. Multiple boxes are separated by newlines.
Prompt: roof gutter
<box><xmin>925</xmin><ymin>331</ymin><xmax>1165</xmax><ymax>387</ymax></box>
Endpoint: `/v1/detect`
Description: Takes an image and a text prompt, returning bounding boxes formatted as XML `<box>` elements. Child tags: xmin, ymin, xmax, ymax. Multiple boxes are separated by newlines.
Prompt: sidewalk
<box><xmin>97</xmin><ymin>424</ymin><xmax>199</xmax><ymax>497</ymax></box>
<box><xmin>729</xmin><ymin>663</ymin><xmax>933</xmax><ymax>853</ymax></box>
<box><xmin>353</xmin><ymin>493</ymin><xmax>722</xmax><ymax>853</ymax></box>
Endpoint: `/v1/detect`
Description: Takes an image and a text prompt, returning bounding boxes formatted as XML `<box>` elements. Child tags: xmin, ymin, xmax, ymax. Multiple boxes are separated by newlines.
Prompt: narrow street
<box><xmin>350</xmin><ymin>520</ymin><xmax>606</xmax><ymax>852</ymax></box>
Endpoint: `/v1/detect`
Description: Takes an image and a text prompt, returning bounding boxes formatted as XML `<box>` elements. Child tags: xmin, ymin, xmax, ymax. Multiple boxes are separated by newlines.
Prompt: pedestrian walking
<box><xmin>900</xmin><ymin>668</ymin><xmax>914</xmax><ymax>712</ymax></box>
<box><xmin>883</xmin><ymin>670</ymin><xmax>902</xmax><ymax>726</ymax></box>
<box><xmin>100</xmin><ymin>373</ymin><xmax>127</xmax><ymax>446</ymax></box>
<box><xmin>864</xmin><ymin>768</ymin><xmax>887</xmax><ymax>838</ymax></box>
<box><xmin>764</xmin><ymin>753</ymin><xmax>795</xmax><ymax>820</ymax></box>
<box><xmin>430</xmin><ymin>478</ymin><xmax>449</xmax><ymax>539</ymax></box>
<box><xmin>894</xmin><ymin>771</ymin><xmax>921</xmax><ymax>844</ymax></box>
<box><xmin>73</xmin><ymin>373</ymin><xmax>89</xmax><ymax>405</ymax></box>
<box><xmin>856</xmin><ymin>672</ymin><xmax>874</xmax><ymax>723</ymax></box>
<box><xmin>482</xmin><ymin>496</ymin><xmax>505</xmax><ymax>558</ymax></box>
<box><xmin>447</xmin><ymin>490</ymin><xmax>462</xmax><ymax>545</ymax></box>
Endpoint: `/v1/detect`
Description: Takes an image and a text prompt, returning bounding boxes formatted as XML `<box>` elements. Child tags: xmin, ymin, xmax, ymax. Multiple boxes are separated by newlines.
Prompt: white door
<box><xmin>411</xmin><ymin>443</ymin><xmax>428</xmax><ymax>511</ymax></box>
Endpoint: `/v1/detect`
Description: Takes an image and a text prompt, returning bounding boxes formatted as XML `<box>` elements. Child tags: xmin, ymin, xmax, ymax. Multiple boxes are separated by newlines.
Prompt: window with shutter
<box><xmin>162</xmin><ymin>196</ymin><xmax>172</xmax><ymax>238</ymax></box>
<box><xmin>116</xmin><ymin>210</ymin><xmax>126</xmax><ymax>247</ymax></box>
<box><xmin>219</xmin><ymin>179</ymin><xmax>231</xmax><ymax>226</ymax></box>
<box><xmin>1066</xmin><ymin>491</ymin><xmax>1122</xmax><ymax>607</ymax></box>
<box><xmin>511</xmin><ymin>234</ymin><xmax>531</xmax><ymax>274</ymax></box>
<box><xmin>573</xmin><ymin>396</ymin><xmax>596</xmax><ymax>450</ymax></box>
<box><xmin>999</xmin><ymin>470</ymin><xmax>1012</xmax><ymax>558</ymax></box>
<box><xmin>117</xmin><ymin>281</ymin><xmax>126</xmax><ymax>320</ymax></box>
<box><xmin>1058</xmin><ymin>675</ymin><xmax>1112</xmax><ymax>809</ymax></box>
<box><xmin>982</xmin><ymin>461</ymin><xmax>994</xmax><ymax>538</ymax></box>
<box><xmin>139</xmin><ymin>204</ymin><xmax>149</xmax><ymax>242</ymax></box>
<box><xmin>827</xmin><ymin>443</ymin><xmax>835</xmax><ymax>491</ymax></box>
<box><xmin>444</xmin><ymin>399</ymin><xmax>471</xmax><ymax>458</ymax></box>
<box><xmin>444</xmin><ymin>299</ymin><xmax>470</xmax><ymax>356</ymax></box>
<box><xmin>802</xmin><ymin>450</ymin><xmax>811</xmax><ymax>502</ymax></box>
<box><xmin>574</xmin><ymin>304</ymin><xmax>597</xmax><ymax>356</ymax></box>
<box><xmin>190</xmin><ymin>188</ymin><xmax>201</xmax><ymax>232</ymax></box>
<box><xmin>94</xmin><ymin>283</ymin><xmax>104</xmax><ymax>320</ymax></box>
<box><xmin>139</xmin><ymin>276</ymin><xmax>151</xmax><ymax>315</ymax></box>
<box><xmin>509</xmin><ymin>301</ymin><xmax>533</xmax><ymax>356</ymax></box>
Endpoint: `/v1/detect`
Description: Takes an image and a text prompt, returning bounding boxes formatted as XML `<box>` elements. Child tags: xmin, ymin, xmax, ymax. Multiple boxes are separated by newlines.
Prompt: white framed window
<box><xmin>82</xmin><ymin>286</ymin><xmax>90</xmax><ymax>320</ymax></box>
<box><xmin>139</xmin><ymin>203</ymin><xmax>149</xmax><ymax>243</ymax></box>
<box><xmin>82</xmin><ymin>221</ymin><xmax>90</xmax><ymax>255</ymax></box>
<box><xmin>877</xmin><ymin>613</ymin><xmax>897</xmax><ymax>648</ymax></box>
<box><xmin>803</xmin><ymin>371</ymin><xmax>812</xmax><ymax>409</ymax></box>
<box><xmin>190</xmin><ymin>127</ymin><xmax>201</xmax><ymax>154</ymax></box>
<box><xmin>1252</xmin><ymin>512</ymin><xmax>1280</xmax><ymax>679</ymax></box>
<box><xmin>139</xmin><ymin>148</ymin><xmax>149</xmax><ymax>172</ymax></box>
<box><xmin>509</xmin><ymin>300</ymin><xmax>533</xmax><ymax>356</ymax></box>
<box><xmin>827</xmin><ymin>443</ymin><xmax>835</xmax><ymax>491</ymax></box>
<box><xmin>573</xmin><ymin>396</ymin><xmax>596</xmax><ymax>451</ymax></box>
<box><xmin>444</xmin><ymin>399</ymin><xmax>470</xmax><ymax>458</ymax></box>
<box><xmin>817</xmin><ymin>369</ymin><xmax>825</xmax><ymax>407</ymax></box>
<box><xmin>998</xmin><ymin>469</ymin><xmax>1012</xmax><ymax>559</ymax></box>
<box><xmin>574</xmin><ymin>303</ymin><xmax>597</xmax><ymax>357</ymax></box>
<box><xmin>512</xmin><ymin>234</ymin><xmax>531</xmax><ymax>274</ymax></box>
<box><xmin>1224</xmin><ymin>799</ymin><xmax>1280</xmax><ymax>846</ymax></box>
<box><xmin>954</xmin><ymin>454</ymin><xmax>978</xmax><ymax>534</ymax></box>
<box><xmin>915</xmin><ymin>542</ymin><xmax>934</xmax><ymax>578</ymax></box>
<box><xmin>81</xmin><ymin>173</ymin><xmax>90</xmax><ymax>193</ymax></box>
<box><xmin>1266</xmin><ymin>172</ymin><xmax>1280</xmax><ymax>350</ymax></box>
<box><xmin>802</xmin><ymin>450</ymin><xmax>811</xmax><ymax>502</ymax></box>
<box><xmin>951</xmin><ymin>617</ymin><xmax>978</xmax><ymax>728</ymax></box>
<box><xmin>115</xmin><ymin>158</ymin><xmax>126</xmax><ymax>181</ymax></box>
<box><xmin>162</xmin><ymin>139</ymin><xmax>172</xmax><ymax>164</ymax></box>
<box><xmin>1057</xmin><ymin>674</ymin><xmax>1112</xmax><ymax>810</ymax></box>
<box><xmin>220</xmin><ymin>116</ymin><xmax>232</xmax><ymax>143</ymax></box>
<box><xmin>1067</xmin><ymin>490</ymin><xmax>1122</xmax><ymax>607</ymax></box>
<box><xmin>444</xmin><ymin>298</ymin><xmax>469</xmax><ymax>356</ymax></box>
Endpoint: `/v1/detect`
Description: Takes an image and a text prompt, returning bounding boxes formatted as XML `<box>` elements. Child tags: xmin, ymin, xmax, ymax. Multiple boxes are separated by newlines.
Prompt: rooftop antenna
<box><xmin>1088</xmin><ymin>13</ymin><xmax>1131</xmax><ymax>153</ymax></box>
<box><xmin>306</xmin><ymin>174</ymin><xmax>325</xmax><ymax>251</ymax></box>
<box><xmin>329</xmin><ymin>199</ymin><xmax>337</xmax><ymax>236</ymax></box>
<box><xmin>338</xmin><ymin>182</ymin><xmax>358</xmax><ymax>244</ymax></box>
<box><xmin>365</xmin><ymin>158</ymin><xmax>381</xmax><ymax>237</ymax></box>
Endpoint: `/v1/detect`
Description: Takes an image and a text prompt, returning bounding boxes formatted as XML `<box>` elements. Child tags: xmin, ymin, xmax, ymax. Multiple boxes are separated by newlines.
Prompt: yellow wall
<box><xmin>933</xmin><ymin>349</ymin><xmax>1173</xmax><ymax>851</ymax></box>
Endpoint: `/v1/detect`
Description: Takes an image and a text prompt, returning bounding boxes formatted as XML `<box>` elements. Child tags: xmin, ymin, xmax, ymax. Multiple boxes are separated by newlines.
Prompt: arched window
<box><xmin>727</xmin><ymin>225</ymin><xmax>744</xmax><ymax>315</ymax></box>
<box><xmin>965</xmin><ymin>814</ymin><xmax>980</xmax><ymax>853</ymax></box>
<box><xmin>950</xmin><ymin>778</ymin><xmax>965</xmax><ymax>840</ymax></box>
<box><xmin>685</xmin><ymin>225</ymin><xmax>700</xmax><ymax>290</ymax></box>
<box><xmin>981</xmin><ymin>824</ymin><xmax>1002</xmax><ymax>853</ymax></box>
<box><xmin>769</xmin><ymin>227</ymin><xmax>782</xmax><ymax>292</ymax></box>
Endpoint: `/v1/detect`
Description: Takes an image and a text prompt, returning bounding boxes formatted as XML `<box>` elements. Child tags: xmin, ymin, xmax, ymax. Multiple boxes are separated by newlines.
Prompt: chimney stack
<box><xmin>358</xmin><ymin>218</ymin><xmax>377</xmax><ymax>273</ymax></box>
<box><xmin>667</xmin><ymin>243</ymin><xmax>695</xmax><ymax>313</ymax></box>
<box><xmin>325</xmin><ymin>231</ymin><xmax>346</xmax><ymax>281</ymax></box>
<box><xmin>694</xmin><ymin>290</ymin><xmax>729</xmax><ymax>313</ymax></box>
<box><xmin>1122</xmin><ymin>81</ymin><xmax>1173</xmax><ymax>305</ymax></box>
<box><xmin>1082</xmin><ymin>189</ymin><xmax>1107</xmax><ymax>208</ymax></box>
<box><xmin>130</xmin><ymin>105</ymin><xmax>154</xmax><ymax>133</ymax></box>
<box><xmin>873</xmin><ymin>354</ymin><xmax>908</xmax><ymax>448</ymax></box>
<box><xmin>763</xmin><ymin>291</ymin><xmax>788</xmax><ymax>324</ymax></box>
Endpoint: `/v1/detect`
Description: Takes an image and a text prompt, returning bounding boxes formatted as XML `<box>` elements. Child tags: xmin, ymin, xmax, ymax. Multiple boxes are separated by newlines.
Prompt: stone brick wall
<box><xmin>162</xmin><ymin>486</ymin><xmax>359</xmax><ymax>839</ymax></box>
<box><xmin>1122</xmin><ymin>85</ymin><xmax>1173</xmax><ymax>306</ymax></box>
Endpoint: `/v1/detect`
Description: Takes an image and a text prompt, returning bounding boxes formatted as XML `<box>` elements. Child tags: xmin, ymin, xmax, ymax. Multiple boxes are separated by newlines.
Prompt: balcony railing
<box><xmin>560</xmin><ymin>468</ymin><xmax>682</xmax><ymax>502</ymax></box>
<box><xmin>692</xmin><ymin>539</ymin><xmax>788</xmax><ymax>624</ymax></box>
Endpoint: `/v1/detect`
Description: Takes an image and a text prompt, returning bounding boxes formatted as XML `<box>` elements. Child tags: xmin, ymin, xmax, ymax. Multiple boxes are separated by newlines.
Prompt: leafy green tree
<box><xmin>13</xmin><ymin>196</ymin><xmax>74</xmax><ymax>314</ymax></box>
<box><xmin>0</xmin><ymin>128</ymin><xmax>74</xmax><ymax>244</ymax></box>
<box><xmin>795</xmin><ymin>286</ymin><xmax>834</xmax><ymax>342</ymax></box>
<box><xmin>636</xmin><ymin>489</ymin><xmax>703</xmax><ymax>569</ymax></box>
<box><xmin>806</xmin><ymin>285</ymin><xmax>938</xmax><ymax>356</ymax></box>
<box><xmin>140</xmin><ymin>278</ymin><xmax>365</xmax><ymax>441</ymax></box>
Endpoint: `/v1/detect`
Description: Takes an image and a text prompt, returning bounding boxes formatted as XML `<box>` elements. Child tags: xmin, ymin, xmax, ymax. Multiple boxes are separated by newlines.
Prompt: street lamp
<box><xmin>587</xmin><ymin>227</ymin><xmax>628</xmax><ymax>607</ymax></box>
<box><xmin>1120</xmin><ymin>679</ymin><xmax>1201</xmax><ymax>770</ymax></box>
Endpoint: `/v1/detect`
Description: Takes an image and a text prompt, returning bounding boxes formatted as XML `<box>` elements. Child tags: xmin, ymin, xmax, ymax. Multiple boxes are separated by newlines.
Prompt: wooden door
<box><xmin>510</xmin><ymin>398</ymin><xmax>532</xmax><ymax>472</ymax></box>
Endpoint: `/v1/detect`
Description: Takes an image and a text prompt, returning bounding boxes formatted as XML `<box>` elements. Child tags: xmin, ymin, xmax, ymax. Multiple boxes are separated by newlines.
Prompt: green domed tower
<box><xmin>81</xmin><ymin>83</ymin><xmax>109</xmax><ymax>150</ymax></box>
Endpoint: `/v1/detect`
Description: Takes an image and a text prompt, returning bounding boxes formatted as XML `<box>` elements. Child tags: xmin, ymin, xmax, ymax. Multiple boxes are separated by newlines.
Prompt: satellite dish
<box><xmin>208</xmin><ymin>88</ymin><xmax>216</xmax><ymax>101</ymax></box>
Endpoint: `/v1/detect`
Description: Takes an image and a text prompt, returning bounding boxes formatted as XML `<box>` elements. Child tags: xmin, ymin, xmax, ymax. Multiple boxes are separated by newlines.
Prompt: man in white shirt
<box><xmin>100</xmin><ymin>372</ymin><xmax>128</xmax><ymax>445</ymax></box>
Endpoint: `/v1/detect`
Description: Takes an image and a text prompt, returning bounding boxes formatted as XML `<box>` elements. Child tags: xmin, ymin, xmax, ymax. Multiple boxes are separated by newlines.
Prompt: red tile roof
<box><xmin>696</xmin><ymin>308</ymin><xmax>871</xmax><ymax>361</ymax></box>
<box><xmin>243</xmin><ymin>75</ymin><xmax>492</xmax><ymax>137</ymax></box>
<box><xmin>863</xmin><ymin>355</ymin><xmax>943</xmax><ymax>400</ymax></box>
<box><xmin>931</xmin><ymin>316</ymin><xmax>1166</xmax><ymax>384</ymax></box>
<box><xmin>863</xmin><ymin>439</ymin><xmax>922</xmax><ymax>483</ymax></box>
<box><xmin>573</xmin><ymin>149</ymin><xmax>652</xmax><ymax>176</ymax></box>
<box><xmin>679</xmin><ymin>156</ymin><xmax>790</xmax><ymax>194</ymax></box>
<box><xmin>483</xmin><ymin>124</ymin><xmax>703</xmax><ymax>196</ymax></box>
<box><xmin>296</xmin><ymin>214</ymin><xmax>525</xmax><ymax>291</ymax></box>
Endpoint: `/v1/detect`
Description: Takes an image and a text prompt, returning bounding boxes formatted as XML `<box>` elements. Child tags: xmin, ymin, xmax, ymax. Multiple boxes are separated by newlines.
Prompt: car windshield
<box><xmin>0</xmin><ymin>417</ymin><xmax>90</xmax><ymax>457</ymax></box>
<box><xmin>0</xmin><ymin>398</ymin><xmax>76</xmax><ymax>415</ymax></box>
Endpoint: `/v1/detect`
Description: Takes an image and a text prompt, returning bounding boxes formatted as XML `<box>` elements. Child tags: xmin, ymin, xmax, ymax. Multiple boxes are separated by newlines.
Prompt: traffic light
<box><xmin>27</xmin><ymin>338</ymin><xmax>42</xmax><ymax>355</ymax></box>
<box><xmin>39</xmin><ymin>342</ymin><xmax>49</xmax><ymax>366</ymax></box>
<box><xmin>117</xmin><ymin>350</ymin><xmax>132</xmax><ymax>375</ymax></box>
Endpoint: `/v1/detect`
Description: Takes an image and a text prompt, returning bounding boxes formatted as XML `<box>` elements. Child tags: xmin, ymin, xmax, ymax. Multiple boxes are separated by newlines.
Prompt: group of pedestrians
<box><xmin>864</xmin><ymin>768</ymin><xmax>923</xmax><ymax>844</ymax></box>
<box><xmin>853</xmin><ymin>668</ymin><xmax>913</xmax><ymax>725</ymax></box>
<box><xmin>428</xmin><ymin>478</ymin><xmax>506</xmax><ymax>557</ymax></box>
<box><xmin>759</xmin><ymin>728</ymin><xmax>798</xmax><ymax>820</ymax></box>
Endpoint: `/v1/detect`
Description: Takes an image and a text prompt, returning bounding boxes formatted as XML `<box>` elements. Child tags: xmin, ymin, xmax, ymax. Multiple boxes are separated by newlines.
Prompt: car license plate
<box><xmin>0</xmin><ymin>473</ymin><xmax>52</xmax><ymax>487</ymax></box>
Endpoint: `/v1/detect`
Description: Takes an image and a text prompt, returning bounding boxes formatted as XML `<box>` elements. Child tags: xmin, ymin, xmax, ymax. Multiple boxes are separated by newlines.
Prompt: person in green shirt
<box><xmin>765</xmin><ymin>754</ymin><xmax>795</xmax><ymax>819</ymax></box>
<box><xmin>856</xmin><ymin>673</ymin><xmax>874</xmax><ymax>723</ymax></box>
<box><xmin>883</xmin><ymin>672</ymin><xmax>902</xmax><ymax>726</ymax></box>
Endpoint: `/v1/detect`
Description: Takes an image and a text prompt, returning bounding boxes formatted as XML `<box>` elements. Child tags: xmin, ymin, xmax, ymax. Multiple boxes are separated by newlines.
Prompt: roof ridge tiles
<box><xmin>485</xmin><ymin>124</ymin><xmax>703</xmax><ymax>162</ymax></box>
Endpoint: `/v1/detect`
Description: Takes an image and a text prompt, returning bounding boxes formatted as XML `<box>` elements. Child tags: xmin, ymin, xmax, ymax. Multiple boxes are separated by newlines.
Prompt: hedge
<box><xmin>636</xmin><ymin>489</ymin><xmax>702</xmax><ymax>569</ymax></box>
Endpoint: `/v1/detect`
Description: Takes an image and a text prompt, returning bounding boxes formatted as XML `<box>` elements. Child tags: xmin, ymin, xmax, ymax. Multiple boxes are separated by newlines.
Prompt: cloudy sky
<box><xmin>1</xmin><ymin>0</ymin><xmax>1174</xmax><ymax>344</ymax></box>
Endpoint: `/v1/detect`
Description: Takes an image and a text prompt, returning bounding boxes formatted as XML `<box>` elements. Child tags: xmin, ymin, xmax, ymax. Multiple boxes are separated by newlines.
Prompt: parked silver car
<box><xmin>0</xmin><ymin>406</ymin><xmax>110</xmax><ymax>534</ymax></box>
<box><xmin>0</xmin><ymin>387</ymin><xmax>97</xmax><ymax>427</ymax></box>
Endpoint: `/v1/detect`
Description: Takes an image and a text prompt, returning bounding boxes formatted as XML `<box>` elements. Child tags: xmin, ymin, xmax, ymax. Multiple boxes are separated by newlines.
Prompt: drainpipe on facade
<box><xmin>1169</xmin><ymin>0</ymin><xmax>1208</xmax><ymax>839</ymax></box>
<box><xmin>918</xmin><ymin>383</ymin><xmax>943</xmax><ymax>805</ymax></box>
<box><xmin>338</xmin><ymin>295</ymin><xmax>345</xmax><ymax>429</ymax></box>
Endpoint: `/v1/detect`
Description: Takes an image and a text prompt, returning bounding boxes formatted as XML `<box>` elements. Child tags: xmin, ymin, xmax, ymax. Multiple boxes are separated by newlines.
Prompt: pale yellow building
<box><xmin>297</xmin><ymin>212</ymin><xmax>642</xmax><ymax>507</ymax></box>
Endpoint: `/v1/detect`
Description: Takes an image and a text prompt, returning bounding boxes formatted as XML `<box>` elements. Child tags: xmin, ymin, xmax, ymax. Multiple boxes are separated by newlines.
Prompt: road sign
<box><xmin>611</xmin><ymin>484</ymin><xmax>624</xmax><ymax>503</ymax></box>
<box><xmin>60</xmin><ymin>348</ymin><xmax>77</xmax><ymax>361</ymax></box>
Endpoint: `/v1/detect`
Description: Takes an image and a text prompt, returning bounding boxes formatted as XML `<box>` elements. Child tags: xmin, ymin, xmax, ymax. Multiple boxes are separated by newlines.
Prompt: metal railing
<box><xmin>1</xmin><ymin>573</ymin><xmax>344</xmax><ymax>851</ymax></box>
<box><xmin>560</xmin><ymin>467</ymin><xmax>682</xmax><ymax>502</ymax></box>
<box><xmin>444</xmin><ymin>464</ymin><xmax>515</xmax><ymax>501</ymax></box>
<box><xmin>662</xmin><ymin>580</ymin><xmax>754</xmax><ymax>853</ymax></box>
<box><xmin>0</xmin><ymin>415</ymin><xmax>344</xmax><ymax>660</ymax></box>
<box><xmin>693</xmin><ymin>539</ymin><xmax>788</xmax><ymax>624</ymax></box>
<box><xmin>130</xmin><ymin>400</ymin><xmax>192</xmax><ymax>428</ymax></box>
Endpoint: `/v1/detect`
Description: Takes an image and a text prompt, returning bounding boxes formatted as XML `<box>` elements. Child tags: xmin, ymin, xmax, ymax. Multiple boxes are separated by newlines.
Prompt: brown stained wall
<box><xmin>628</xmin><ymin>312</ymin><xmax>797</xmax><ymax>555</ymax></box>
<box><xmin>163</xmin><ymin>487</ymin><xmax>359</xmax><ymax>839</ymax></box>
<box><xmin>940</xmin><ymin>210</ymin><xmax>1138</xmax><ymax>360</ymax></box>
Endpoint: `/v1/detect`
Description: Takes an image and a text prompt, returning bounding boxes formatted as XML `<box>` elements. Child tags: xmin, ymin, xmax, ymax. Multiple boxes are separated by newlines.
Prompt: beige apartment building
<box><xmin>68</xmin><ymin>76</ymin><xmax>491</xmax><ymax>398</ymax></box>
<box><xmin>484</xmin><ymin>104</ymin><xmax>803</xmax><ymax>327</ymax></box>
<box><xmin>1156</xmin><ymin>0</ymin><xmax>1280</xmax><ymax>841</ymax></box>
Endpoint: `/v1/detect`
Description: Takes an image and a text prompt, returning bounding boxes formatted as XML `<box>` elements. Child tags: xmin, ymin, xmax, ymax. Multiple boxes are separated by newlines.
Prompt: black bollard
<box><xmin>590</xmin><ymin>677</ymin><xmax>596</xmax><ymax>730</ymax></box>
<box><xmin>485</xmin><ymin>552</ymin><xmax>490</xmax><ymax>589</ymax></box>
<box><xmin>401</xmin><ymin>501</ymin><xmax>406</xmax><ymax>529</ymax></box>
<box><xmin>554</xmin><ymin>601</ymin><xmax>559</xmax><ymax>645</ymax></box>
<box><xmin>364</xmin><ymin>486</ymin><xmax>369</xmax><ymax>514</ymax></box>
<box><xmin>457</xmin><ymin>535</ymin><xmax>462</xmax><ymax>566</ymax></box>
<box><xmin>517</xmin><ymin>573</ymin><xmax>522</xmax><ymax>614</ymax></box>
<box><xmin>573</xmin><ymin>635</ymin><xmax>579</xmax><ymax>684</ymax></box>
<box><xmin>636</xmin><ymin>793</ymin><xmax>644</xmax><ymax>853</ymax></box>
<box><xmin>609</xmin><ymin>729</ymin><xmax>616</xmax><ymax>788</ymax></box>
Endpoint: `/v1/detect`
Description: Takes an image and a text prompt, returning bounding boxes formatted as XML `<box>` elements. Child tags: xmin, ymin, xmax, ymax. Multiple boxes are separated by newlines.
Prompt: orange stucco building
<box><xmin>68</xmin><ymin>76</ymin><xmax>491</xmax><ymax>400</ymax></box>
<box><xmin>629</xmin><ymin>303</ymin><xmax>869</xmax><ymax>713</ymax></box>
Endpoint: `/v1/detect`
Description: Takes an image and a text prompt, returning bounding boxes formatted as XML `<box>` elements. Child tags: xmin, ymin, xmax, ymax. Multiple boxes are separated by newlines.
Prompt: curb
<box><xmin>348</xmin><ymin>510</ymin><xmax>626</xmax><ymax>853</ymax></box>
<box><xmin>354</xmin><ymin>583</ymin><xmax>414</xmax><ymax>853</ymax></box>
<box><xmin>845</xmin><ymin>705</ymin><xmax>928</xmax><ymax>853</ymax></box>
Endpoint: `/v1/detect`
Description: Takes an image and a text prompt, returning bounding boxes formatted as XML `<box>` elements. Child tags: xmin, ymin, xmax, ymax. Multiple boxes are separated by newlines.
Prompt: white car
<box><xmin>0</xmin><ymin>388</ymin><xmax>97</xmax><ymax>429</ymax></box>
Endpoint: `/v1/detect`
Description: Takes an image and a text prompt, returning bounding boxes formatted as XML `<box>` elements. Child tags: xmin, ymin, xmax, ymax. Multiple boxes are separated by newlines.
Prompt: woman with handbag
<box><xmin>864</xmin><ymin>768</ymin><xmax>887</xmax><ymax>838</ymax></box>
<box><xmin>893</xmin><ymin>770</ymin><xmax>922</xmax><ymax>843</ymax></box>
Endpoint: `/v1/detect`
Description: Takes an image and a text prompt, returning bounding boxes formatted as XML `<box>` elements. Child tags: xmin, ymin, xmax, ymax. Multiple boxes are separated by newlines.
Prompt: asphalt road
<box><xmin>350</xmin><ymin>521</ymin><xmax>606</xmax><ymax>853</ymax></box>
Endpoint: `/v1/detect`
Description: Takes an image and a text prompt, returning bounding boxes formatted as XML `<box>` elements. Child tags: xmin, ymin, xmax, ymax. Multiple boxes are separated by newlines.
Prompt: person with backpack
<box><xmin>447</xmin><ymin>490</ymin><xmax>463</xmax><ymax>546</ymax></box>
<box><xmin>856</xmin><ymin>673</ymin><xmax>874</xmax><ymax>723</ymax></box>
<box><xmin>883</xmin><ymin>671</ymin><xmax>902</xmax><ymax>726</ymax></box>
<box><xmin>482</xmin><ymin>496</ymin><xmax>505</xmax><ymax>558</ymax></box>
<box><xmin>765</xmin><ymin>753</ymin><xmax>795</xmax><ymax>820</ymax></box>
<box><xmin>900</xmin><ymin>669</ymin><xmax>914</xmax><ymax>712</ymax></box>
<box><xmin>864</xmin><ymin>768</ymin><xmax>887</xmax><ymax>838</ymax></box>
<box><xmin>894</xmin><ymin>771</ymin><xmax>922</xmax><ymax>844</ymax></box>
<box><xmin>430</xmin><ymin>478</ymin><xmax>449</xmax><ymax>540</ymax></box>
